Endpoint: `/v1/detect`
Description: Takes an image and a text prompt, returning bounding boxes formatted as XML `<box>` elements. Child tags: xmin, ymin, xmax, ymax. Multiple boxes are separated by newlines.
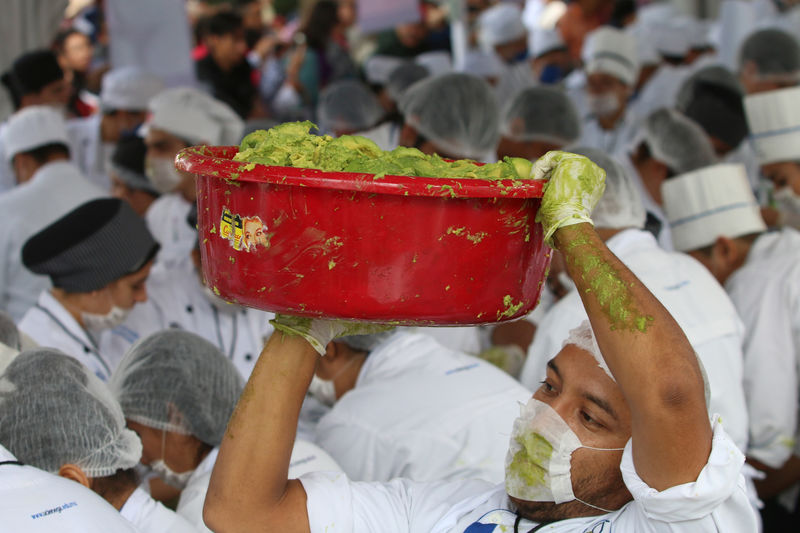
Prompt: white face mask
<box><xmin>774</xmin><ymin>186</ymin><xmax>800</xmax><ymax>214</ymax></box>
<box><xmin>505</xmin><ymin>398</ymin><xmax>624</xmax><ymax>511</ymax></box>
<box><xmin>586</xmin><ymin>92</ymin><xmax>620</xmax><ymax>118</ymax></box>
<box><xmin>145</xmin><ymin>156</ymin><xmax>184</xmax><ymax>194</ymax></box>
<box><xmin>308</xmin><ymin>375</ymin><xmax>337</xmax><ymax>406</ymax></box>
<box><xmin>151</xmin><ymin>429</ymin><xmax>196</xmax><ymax>489</ymax></box>
<box><xmin>81</xmin><ymin>305</ymin><xmax>130</xmax><ymax>332</ymax></box>
<box><xmin>308</xmin><ymin>355</ymin><xmax>363</xmax><ymax>406</ymax></box>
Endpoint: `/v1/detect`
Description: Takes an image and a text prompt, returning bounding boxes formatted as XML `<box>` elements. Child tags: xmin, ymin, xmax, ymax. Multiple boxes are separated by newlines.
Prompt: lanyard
<box><xmin>33</xmin><ymin>304</ymin><xmax>112</xmax><ymax>377</ymax></box>
<box><xmin>210</xmin><ymin>305</ymin><xmax>238</xmax><ymax>360</ymax></box>
<box><xmin>514</xmin><ymin>514</ymin><xmax>551</xmax><ymax>533</ymax></box>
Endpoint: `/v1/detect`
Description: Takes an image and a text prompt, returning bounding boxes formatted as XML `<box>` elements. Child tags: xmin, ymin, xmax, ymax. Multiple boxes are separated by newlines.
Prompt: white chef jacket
<box><xmin>67</xmin><ymin>114</ymin><xmax>115</xmax><ymax>193</ymax></box>
<box><xmin>628</xmin><ymin>63</ymin><xmax>691</xmax><ymax>122</ymax></box>
<box><xmin>313</xmin><ymin>331</ymin><xmax>533</xmax><ymax>483</ymax></box>
<box><xmin>0</xmin><ymin>122</ymin><xmax>14</xmax><ymax>193</ymax></box>
<box><xmin>176</xmin><ymin>442</ymin><xmax>341</xmax><ymax>533</ymax></box>
<box><xmin>0</xmin><ymin>160</ymin><xmax>105</xmax><ymax>321</ymax></box>
<box><xmin>410</xmin><ymin>326</ymin><xmax>489</xmax><ymax>356</ymax></box>
<box><xmin>725</xmin><ymin>229</ymin><xmax>800</xmax><ymax>469</ymax></box>
<box><xmin>577</xmin><ymin>110</ymin><xmax>639</xmax><ymax>160</ymax></box>
<box><xmin>145</xmin><ymin>193</ymin><xmax>196</xmax><ymax>274</ymax></box>
<box><xmin>120</xmin><ymin>487</ymin><xmax>197</xmax><ymax>533</ymax></box>
<box><xmin>0</xmin><ymin>444</ymin><xmax>142</xmax><ymax>533</ymax></box>
<box><xmin>101</xmin><ymin>267</ymin><xmax>273</xmax><ymax>380</ymax></box>
<box><xmin>520</xmin><ymin>229</ymin><xmax>749</xmax><ymax>452</ymax></box>
<box><xmin>355</xmin><ymin>122</ymin><xmax>400</xmax><ymax>152</ymax></box>
<box><xmin>18</xmin><ymin>291</ymin><xmax>114</xmax><ymax>381</ymax></box>
<box><xmin>301</xmin><ymin>418</ymin><xmax>757</xmax><ymax>533</ymax></box>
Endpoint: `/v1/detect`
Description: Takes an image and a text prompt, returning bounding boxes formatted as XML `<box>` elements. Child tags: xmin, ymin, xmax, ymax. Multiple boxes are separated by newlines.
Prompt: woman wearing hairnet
<box><xmin>109</xmin><ymin>329</ymin><xmax>340</xmax><ymax>533</ymax></box>
<box><xmin>0</xmin><ymin>348</ymin><xmax>196</xmax><ymax>532</ymax></box>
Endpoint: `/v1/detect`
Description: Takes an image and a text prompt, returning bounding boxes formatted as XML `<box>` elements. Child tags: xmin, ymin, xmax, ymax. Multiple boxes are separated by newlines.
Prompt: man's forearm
<box><xmin>555</xmin><ymin>223</ymin><xmax>711</xmax><ymax>489</ymax></box>
<box><xmin>205</xmin><ymin>332</ymin><xmax>317</xmax><ymax>530</ymax></box>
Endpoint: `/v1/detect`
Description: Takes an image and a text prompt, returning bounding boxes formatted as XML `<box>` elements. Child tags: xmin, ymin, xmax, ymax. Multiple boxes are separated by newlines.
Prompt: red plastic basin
<box><xmin>176</xmin><ymin>146</ymin><xmax>552</xmax><ymax>325</ymax></box>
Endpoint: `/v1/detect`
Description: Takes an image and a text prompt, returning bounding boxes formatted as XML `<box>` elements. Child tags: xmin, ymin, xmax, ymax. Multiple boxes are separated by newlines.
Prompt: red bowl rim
<box><xmin>176</xmin><ymin>146</ymin><xmax>545</xmax><ymax>199</ymax></box>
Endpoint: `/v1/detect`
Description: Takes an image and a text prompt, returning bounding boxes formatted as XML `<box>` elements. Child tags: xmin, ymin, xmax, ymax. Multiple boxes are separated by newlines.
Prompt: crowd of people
<box><xmin>1</xmin><ymin>0</ymin><xmax>799</xmax><ymax>532</ymax></box>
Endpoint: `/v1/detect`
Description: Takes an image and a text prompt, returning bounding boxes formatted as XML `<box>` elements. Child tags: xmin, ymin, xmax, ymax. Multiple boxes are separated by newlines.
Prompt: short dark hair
<box><xmin>91</xmin><ymin>468</ymin><xmax>139</xmax><ymax>504</ymax></box>
<box><xmin>205</xmin><ymin>11</ymin><xmax>244</xmax><ymax>37</ymax></box>
<box><xmin>20</xmin><ymin>143</ymin><xmax>71</xmax><ymax>165</ymax></box>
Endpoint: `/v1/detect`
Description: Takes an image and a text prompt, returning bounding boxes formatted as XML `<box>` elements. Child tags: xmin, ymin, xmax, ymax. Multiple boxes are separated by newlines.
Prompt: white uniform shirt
<box><xmin>101</xmin><ymin>268</ymin><xmax>273</xmax><ymax>379</ymax></box>
<box><xmin>725</xmin><ymin>229</ymin><xmax>800</xmax><ymax>469</ymax></box>
<box><xmin>355</xmin><ymin>122</ymin><xmax>400</xmax><ymax>152</ymax></box>
<box><xmin>494</xmin><ymin>61</ymin><xmax>538</xmax><ymax>105</ymax></box>
<box><xmin>0</xmin><ymin>121</ymin><xmax>14</xmax><ymax>193</ymax></box>
<box><xmin>67</xmin><ymin>114</ymin><xmax>114</xmax><ymax>193</ymax></box>
<box><xmin>410</xmin><ymin>326</ymin><xmax>489</xmax><ymax>356</ymax></box>
<box><xmin>520</xmin><ymin>229</ymin><xmax>749</xmax><ymax>451</ymax></box>
<box><xmin>577</xmin><ymin>110</ymin><xmax>638</xmax><ymax>160</ymax></box>
<box><xmin>120</xmin><ymin>487</ymin><xmax>197</xmax><ymax>533</ymax></box>
<box><xmin>18</xmin><ymin>291</ymin><xmax>114</xmax><ymax>381</ymax></box>
<box><xmin>0</xmin><ymin>444</ymin><xmax>142</xmax><ymax>533</ymax></box>
<box><xmin>145</xmin><ymin>193</ymin><xmax>196</xmax><ymax>274</ymax></box>
<box><xmin>176</xmin><ymin>442</ymin><xmax>341</xmax><ymax>533</ymax></box>
<box><xmin>300</xmin><ymin>418</ymin><xmax>757</xmax><ymax>532</ymax></box>
<box><xmin>314</xmin><ymin>332</ymin><xmax>533</xmax><ymax>483</ymax></box>
<box><xmin>622</xmin><ymin>155</ymin><xmax>674</xmax><ymax>251</ymax></box>
<box><xmin>0</xmin><ymin>160</ymin><xmax>105</xmax><ymax>320</ymax></box>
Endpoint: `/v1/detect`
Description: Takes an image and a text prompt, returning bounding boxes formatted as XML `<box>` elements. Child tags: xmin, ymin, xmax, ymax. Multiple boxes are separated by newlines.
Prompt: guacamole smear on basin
<box><xmin>234</xmin><ymin>121</ymin><xmax>534</xmax><ymax>180</ymax></box>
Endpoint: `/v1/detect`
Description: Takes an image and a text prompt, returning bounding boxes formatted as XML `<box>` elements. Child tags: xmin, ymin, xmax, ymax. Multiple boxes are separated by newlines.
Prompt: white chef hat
<box><xmin>3</xmin><ymin>106</ymin><xmax>69</xmax><ymax>162</ymax></box>
<box><xmin>662</xmin><ymin>164</ymin><xmax>766</xmax><ymax>252</ymax></box>
<box><xmin>528</xmin><ymin>28</ymin><xmax>566</xmax><ymax>59</ymax></box>
<box><xmin>649</xmin><ymin>20</ymin><xmax>691</xmax><ymax>59</ymax></box>
<box><xmin>100</xmin><ymin>67</ymin><xmax>164</xmax><ymax>112</ymax></box>
<box><xmin>626</xmin><ymin>24</ymin><xmax>660</xmax><ymax>67</ymax></box>
<box><xmin>142</xmin><ymin>87</ymin><xmax>244</xmax><ymax>146</ymax></box>
<box><xmin>477</xmin><ymin>3</ymin><xmax>527</xmax><ymax>52</ymax></box>
<box><xmin>744</xmin><ymin>86</ymin><xmax>800</xmax><ymax>165</ymax></box>
<box><xmin>583</xmin><ymin>27</ymin><xmax>640</xmax><ymax>87</ymax></box>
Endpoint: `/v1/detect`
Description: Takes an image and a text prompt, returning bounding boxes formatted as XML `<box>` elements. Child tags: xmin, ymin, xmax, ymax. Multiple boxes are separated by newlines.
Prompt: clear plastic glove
<box><xmin>270</xmin><ymin>314</ymin><xmax>394</xmax><ymax>356</ymax></box>
<box><xmin>533</xmin><ymin>151</ymin><xmax>607</xmax><ymax>246</ymax></box>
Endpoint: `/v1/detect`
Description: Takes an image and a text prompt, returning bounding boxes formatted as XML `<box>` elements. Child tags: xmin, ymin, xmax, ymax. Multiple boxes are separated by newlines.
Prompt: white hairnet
<box><xmin>317</xmin><ymin>80</ymin><xmax>384</xmax><ymax>134</ymax></box>
<box><xmin>386</xmin><ymin>63</ymin><xmax>430</xmax><ymax>102</ymax></box>
<box><xmin>337</xmin><ymin>331</ymin><xmax>395</xmax><ymax>353</ymax></box>
<box><xmin>109</xmin><ymin>330</ymin><xmax>243</xmax><ymax>447</ymax></box>
<box><xmin>399</xmin><ymin>73</ymin><xmax>499</xmax><ymax>159</ymax></box>
<box><xmin>477</xmin><ymin>3</ymin><xmax>527</xmax><ymax>51</ymax></box>
<box><xmin>739</xmin><ymin>28</ymin><xmax>800</xmax><ymax>80</ymax></box>
<box><xmin>0</xmin><ymin>311</ymin><xmax>19</xmax><ymax>350</ymax></box>
<box><xmin>569</xmin><ymin>146</ymin><xmax>645</xmax><ymax>230</ymax></box>
<box><xmin>676</xmin><ymin>65</ymin><xmax>744</xmax><ymax>110</ymax></box>
<box><xmin>563</xmin><ymin>321</ymin><xmax>613</xmax><ymax>381</ymax></box>
<box><xmin>144</xmin><ymin>87</ymin><xmax>244</xmax><ymax>145</ymax></box>
<box><xmin>636</xmin><ymin>108</ymin><xmax>717</xmax><ymax>174</ymax></box>
<box><xmin>501</xmin><ymin>86</ymin><xmax>580</xmax><ymax>145</ymax></box>
<box><xmin>100</xmin><ymin>67</ymin><xmax>163</xmax><ymax>112</ymax></box>
<box><xmin>0</xmin><ymin>349</ymin><xmax>142</xmax><ymax>477</ymax></box>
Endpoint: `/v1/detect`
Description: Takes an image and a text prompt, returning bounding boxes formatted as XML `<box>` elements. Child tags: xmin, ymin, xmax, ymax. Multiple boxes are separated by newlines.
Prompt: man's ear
<box><xmin>58</xmin><ymin>463</ymin><xmax>91</xmax><ymax>488</ymax></box>
<box><xmin>712</xmin><ymin>236</ymin><xmax>737</xmax><ymax>264</ymax></box>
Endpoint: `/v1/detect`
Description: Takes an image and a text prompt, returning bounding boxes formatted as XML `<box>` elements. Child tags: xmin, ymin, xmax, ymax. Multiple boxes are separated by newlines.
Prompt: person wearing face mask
<box><xmin>494</xmin><ymin>28</ymin><xmax>573</xmax><ymax>106</ymax></box>
<box><xmin>521</xmin><ymin>148</ymin><xmax>750</xmax><ymax>457</ymax></box>
<box><xmin>476</xmin><ymin>3</ymin><xmax>529</xmax><ymax>66</ymax></box>
<box><xmin>0</xmin><ymin>349</ymin><xmax>197</xmax><ymax>533</ymax></box>
<box><xmin>140</xmin><ymin>87</ymin><xmax>244</xmax><ymax>274</ymax></box>
<box><xmin>203</xmin><ymin>151</ymin><xmax>757</xmax><ymax>532</ymax></box>
<box><xmin>66</xmin><ymin>67</ymin><xmax>163</xmax><ymax>193</ymax></box>
<box><xmin>308</xmin><ymin>329</ymin><xmax>532</xmax><ymax>483</ymax></box>
<box><xmin>101</xmin><ymin>207</ymin><xmax>275</xmax><ymax>380</ymax></box>
<box><xmin>744</xmin><ymin>85</ymin><xmax>800</xmax><ymax>230</ymax></box>
<box><xmin>109</xmin><ymin>329</ymin><xmax>341</xmax><ymax>533</ymax></box>
<box><xmin>0</xmin><ymin>50</ymin><xmax>71</xmax><ymax>192</ymax></box>
<box><xmin>17</xmin><ymin>198</ymin><xmax>158</xmax><ymax>381</ymax></box>
<box><xmin>662</xmin><ymin>163</ymin><xmax>800</xmax><ymax>528</ymax></box>
<box><xmin>577</xmin><ymin>27</ymin><xmax>640</xmax><ymax>157</ymax></box>
<box><xmin>0</xmin><ymin>106</ymin><xmax>105</xmax><ymax>322</ymax></box>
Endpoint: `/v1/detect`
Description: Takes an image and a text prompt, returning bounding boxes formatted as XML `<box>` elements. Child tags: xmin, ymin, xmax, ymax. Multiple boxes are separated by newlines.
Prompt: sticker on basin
<box><xmin>219</xmin><ymin>207</ymin><xmax>269</xmax><ymax>252</ymax></box>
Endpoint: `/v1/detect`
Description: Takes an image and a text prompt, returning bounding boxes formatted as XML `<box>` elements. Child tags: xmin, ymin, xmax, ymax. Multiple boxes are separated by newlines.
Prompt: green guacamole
<box><xmin>233</xmin><ymin>121</ymin><xmax>534</xmax><ymax>181</ymax></box>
